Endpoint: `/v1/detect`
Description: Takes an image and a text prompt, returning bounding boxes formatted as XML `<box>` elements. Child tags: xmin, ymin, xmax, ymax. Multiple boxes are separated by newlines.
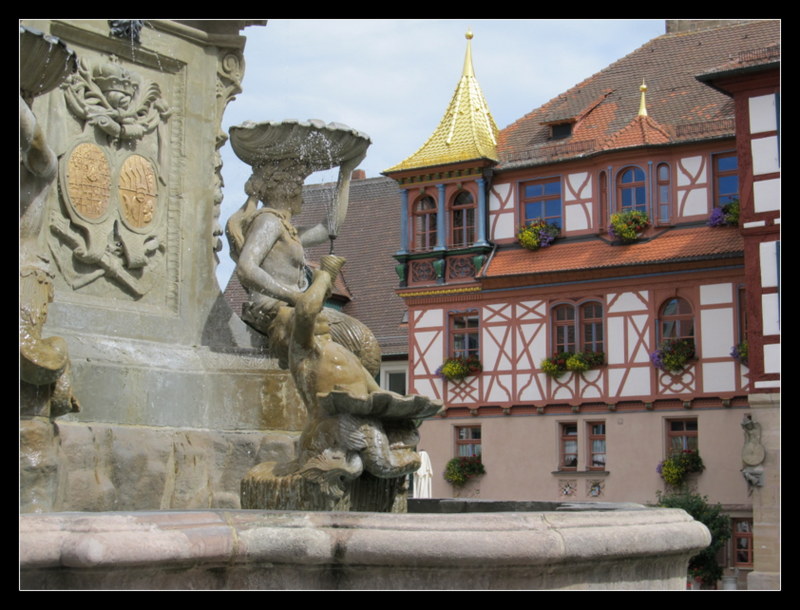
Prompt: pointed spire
<box><xmin>384</xmin><ymin>30</ymin><xmax>498</xmax><ymax>173</ymax></box>
<box><xmin>638</xmin><ymin>79</ymin><xmax>648</xmax><ymax>117</ymax></box>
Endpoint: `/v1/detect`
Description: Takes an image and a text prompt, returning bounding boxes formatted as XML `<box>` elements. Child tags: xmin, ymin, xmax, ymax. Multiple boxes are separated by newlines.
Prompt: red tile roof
<box><xmin>498</xmin><ymin>20</ymin><xmax>779</xmax><ymax>169</ymax></box>
<box><xmin>484</xmin><ymin>225</ymin><xmax>743</xmax><ymax>279</ymax></box>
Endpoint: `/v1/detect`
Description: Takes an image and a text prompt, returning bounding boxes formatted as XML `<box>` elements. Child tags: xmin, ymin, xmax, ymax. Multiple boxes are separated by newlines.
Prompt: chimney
<box><xmin>351</xmin><ymin>169</ymin><xmax>366</xmax><ymax>181</ymax></box>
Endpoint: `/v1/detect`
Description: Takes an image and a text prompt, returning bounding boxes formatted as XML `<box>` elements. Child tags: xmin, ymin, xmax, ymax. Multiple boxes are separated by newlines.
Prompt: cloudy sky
<box><xmin>216</xmin><ymin>18</ymin><xmax>665</xmax><ymax>288</ymax></box>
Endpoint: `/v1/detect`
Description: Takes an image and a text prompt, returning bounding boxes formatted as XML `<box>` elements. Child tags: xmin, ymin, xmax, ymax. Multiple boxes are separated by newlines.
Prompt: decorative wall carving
<box><xmin>50</xmin><ymin>57</ymin><xmax>170</xmax><ymax>298</ymax></box>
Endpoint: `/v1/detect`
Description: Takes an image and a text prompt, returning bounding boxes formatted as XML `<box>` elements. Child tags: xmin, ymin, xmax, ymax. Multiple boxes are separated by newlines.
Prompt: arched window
<box><xmin>522</xmin><ymin>178</ymin><xmax>562</xmax><ymax>227</ymax></box>
<box><xmin>412</xmin><ymin>196</ymin><xmax>437</xmax><ymax>251</ymax></box>
<box><xmin>449</xmin><ymin>191</ymin><xmax>475</xmax><ymax>248</ymax></box>
<box><xmin>656</xmin><ymin>163</ymin><xmax>671</xmax><ymax>224</ymax></box>
<box><xmin>713</xmin><ymin>152</ymin><xmax>739</xmax><ymax>207</ymax></box>
<box><xmin>617</xmin><ymin>166</ymin><xmax>647</xmax><ymax>213</ymax></box>
<box><xmin>660</xmin><ymin>297</ymin><xmax>694</xmax><ymax>341</ymax></box>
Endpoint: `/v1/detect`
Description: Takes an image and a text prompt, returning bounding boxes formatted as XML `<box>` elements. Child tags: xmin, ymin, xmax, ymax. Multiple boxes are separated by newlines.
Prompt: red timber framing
<box><xmin>713</xmin><ymin>68</ymin><xmax>780</xmax><ymax>391</ymax></box>
<box><xmin>405</xmin><ymin>268</ymin><xmax>750</xmax><ymax>416</ymax></box>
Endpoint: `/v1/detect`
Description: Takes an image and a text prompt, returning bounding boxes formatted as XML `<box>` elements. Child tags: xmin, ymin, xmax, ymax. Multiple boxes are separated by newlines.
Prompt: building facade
<box><xmin>385</xmin><ymin>20</ymin><xmax>779</xmax><ymax>588</ymax></box>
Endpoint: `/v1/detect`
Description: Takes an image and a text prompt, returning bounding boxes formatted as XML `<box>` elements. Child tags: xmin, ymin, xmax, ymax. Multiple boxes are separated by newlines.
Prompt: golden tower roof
<box><xmin>384</xmin><ymin>30</ymin><xmax>498</xmax><ymax>173</ymax></box>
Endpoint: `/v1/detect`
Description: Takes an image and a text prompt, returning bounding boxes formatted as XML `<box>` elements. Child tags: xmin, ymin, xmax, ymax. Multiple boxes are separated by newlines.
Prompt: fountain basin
<box><xmin>20</xmin><ymin>506</ymin><xmax>709</xmax><ymax>590</ymax></box>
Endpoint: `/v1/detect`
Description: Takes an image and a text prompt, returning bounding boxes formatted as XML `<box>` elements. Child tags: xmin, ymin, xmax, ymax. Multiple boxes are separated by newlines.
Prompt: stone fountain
<box><xmin>19</xmin><ymin>20</ymin><xmax>710</xmax><ymax>590</ymax></box>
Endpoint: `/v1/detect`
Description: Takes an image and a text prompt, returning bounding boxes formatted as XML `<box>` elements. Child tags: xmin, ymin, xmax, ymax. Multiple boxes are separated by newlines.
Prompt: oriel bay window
<box><xmin>522</xmin><ymin>177</ymin><xmax>562</xmax><ymax>228</ymax></box>
<box><xmin>617</xmin><ymin>166</ymin><xmax>647</xmax><ymax>213</ymax></box>
<box><xmin>450</xmin><ymin>190</ymin><xmax>476</xmax><ymax>248</ymax></box>
<box><xmin>713</xmin><ymin>152</ymin><xmax>739</xmax><ymax>207</ymax></box>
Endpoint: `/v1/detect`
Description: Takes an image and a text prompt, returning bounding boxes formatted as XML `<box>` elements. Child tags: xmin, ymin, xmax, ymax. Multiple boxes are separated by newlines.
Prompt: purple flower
<box><xmin>650</xmin><ymin>349</ymin><xmax>665</xmax><ymax>371</ymax></box>
<box><xmin>707</xmin><ymin>207</ymin><xmax>726</xmax><ymax>227</ymax></box>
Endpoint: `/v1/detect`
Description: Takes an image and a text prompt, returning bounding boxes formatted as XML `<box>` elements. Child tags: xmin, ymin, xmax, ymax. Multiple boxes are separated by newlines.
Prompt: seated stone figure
<box><xmin>226</xmin><ymin>155</ymin><xmax>380</xmax><ymax>376</ymax></box>
<box><xmin>268</xmin><ymin>255</ymin><xmax>442</xmax><ymax>498</ymax></box>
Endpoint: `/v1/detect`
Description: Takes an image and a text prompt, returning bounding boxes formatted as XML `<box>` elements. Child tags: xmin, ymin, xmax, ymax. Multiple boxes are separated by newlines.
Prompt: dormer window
<box><xmin>551</xmin><ymin>123</ymin><xmax>572</xmax><ymax>140</ymax></box>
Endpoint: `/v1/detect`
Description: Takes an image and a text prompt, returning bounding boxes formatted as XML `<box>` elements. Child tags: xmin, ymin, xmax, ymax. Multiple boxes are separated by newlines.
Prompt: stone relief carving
<box><xmin>63</xmin><ymin>56</ymin><xmax>171</xmax><ymax>144</ymax></box>
<box><xmin>49</xmin><ymin>57</ymin><xmax>170</xmax><ymax>298</ymax></box>
<box><xmin>19</xmin><ymin>26</ymin><xmax>80</xmax><ymax>417</ymax></box>
<box><xmin>741</xmin><ymin>414</ymin><xmax>766</xmax><ymax>494</ymax></box>
<box><xmin>211</xmin><ymin>49</ymin><xmax>245</xmax><ymax>260</ymax></box>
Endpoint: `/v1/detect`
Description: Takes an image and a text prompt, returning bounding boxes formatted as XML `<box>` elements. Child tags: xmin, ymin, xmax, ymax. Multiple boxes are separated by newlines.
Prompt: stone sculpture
<box><xmin>19</xmin><ymin>26</ymin><xmax>80</xmax><ymax>417</ymax></box>
<box><xmin>741</xmin><ymin>414</ymin><xmax>765</xmax><ymax>493</ymax></box>
<box><xmin>226</xmin><ymin>120</ymin><xmax>380</xmax><ymax>374</ymax></box>
<box><xmin>230</xmin><ymin>120</ymin><xmax>442</xmax><ymax>510</ymax></box>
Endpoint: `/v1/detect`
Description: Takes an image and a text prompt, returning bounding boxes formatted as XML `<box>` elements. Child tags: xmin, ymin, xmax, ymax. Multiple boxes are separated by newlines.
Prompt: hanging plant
<box><xmin>650</xmin><ymin>339</ymin><xmax>695</xmax><ymax>373</ymax></box>
<box><xmin>707</xmin><ymin>199</ymin><xmax>740</xmax><ymax>227</ymax></box>
<box><xmin>444</xmin><ymin>456</ymin><xmax>485</xmax><ymax>487</ymax></box>
<box><xmin>657</xmin><ymin>450</ymin><xmax>705</xmax><ymax>487</ymax></box>
<box><xmin>436</xmin><ymin>355</ymin><xmax>483</xmax><ymax>382</ymax></box>
<box><xmin>731</xmin><ymin>341</ymin><xmax>749</xmax><ymax>367</ymax></box>
<box><xmin>517</xmin><ymin>218</ymin><xmax>561</xmax><ymax>251</ymax></box>
<box><xmin>609</xmin><ymin>210</ymin><xmax>650</xmax><ymax>243</ymax></box>
<box><xmin>541</xmin><ymin>351</ymin><xmax>605</xmax><ymax>378</ymax></box>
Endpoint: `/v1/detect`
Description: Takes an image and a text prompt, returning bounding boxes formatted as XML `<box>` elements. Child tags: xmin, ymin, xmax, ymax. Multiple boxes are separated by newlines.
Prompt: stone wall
<box><xmin>19</xmin><ymin>20</ymin><xmax>300</xmax><ymax>513</ymax></box>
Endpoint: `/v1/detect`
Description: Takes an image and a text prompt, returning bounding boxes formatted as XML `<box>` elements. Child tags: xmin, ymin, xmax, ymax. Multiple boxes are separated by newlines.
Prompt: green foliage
<box><xmin>438</xmin><ymin>356</ymin><xmax>482</xmax><ymax>382</ymax></box>
<box><xmin>609</xmin><ymin>210</ymin><xmax>650</xmax><ymax>243</ymax></box>
<box><xmin>658</xmin><ymin>450</ymin><xmax>705</xmax><ymax>487</ymax></box>
<box><xmin>444</xmin><ymin>456</ymin><xmax>485</xmax><ymax>487</ymax></box>
<box><xmin>658</xmin><ymin>491</ymin><xmax>731</xmax><ymax>586</ymax></box>
<box><xmin>650</xmin><ymin>338</ymin><xmax>695</xmax><ymax>373</ymax></box>
<box><xmin>731</xmin><ymin>341</ymin><xmax>749</xmax><ymax>366</ymax></box>
<box><xmin>540</xmin><ymin>351</ymin><xmax>605</xmax><ymax>378</ymax></box>
<box><xmin>517</xmin><ymin>219</ymin><xmax>561</xmax><ymax>251</ymax></box>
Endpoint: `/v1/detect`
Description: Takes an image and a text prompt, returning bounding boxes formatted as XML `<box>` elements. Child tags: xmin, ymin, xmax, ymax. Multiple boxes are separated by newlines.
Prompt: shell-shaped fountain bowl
<box><xmin>19</xmin><ymin>25</ymin><xmax>77</xmax><ymax>102</ymax></box>
<box><xmin>229</xmin><ymin>119</ymin><xmax>371</xmax><ymax>172</ymax></box>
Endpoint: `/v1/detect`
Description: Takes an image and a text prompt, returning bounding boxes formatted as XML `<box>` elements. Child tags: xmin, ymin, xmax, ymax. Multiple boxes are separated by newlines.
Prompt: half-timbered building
<box><xmin>384</xmin><ymin>20</ymin><xmax>779</xmax><ymax>588</ymax></box>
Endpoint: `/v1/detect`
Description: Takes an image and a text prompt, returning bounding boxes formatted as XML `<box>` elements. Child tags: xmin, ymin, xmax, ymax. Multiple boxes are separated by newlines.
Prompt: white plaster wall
<box><xmin>486</xmin><ymin>374</ymin><xmax>513</xmax><ymax>402</ymax></box>
<box><xmin>701</xmin><ymin>308</ymin><xmax>734</xmax><ymax>358</ymax></box>
<box><xmin>516</xmin><ymin>373</ymin><xmax>544</xmax><ymax>402</ymax></box>
<box><xmin>565</xmin><ymin>204</ymin><xmax>589</xmax><ymax>231</ymax></box>
<box><xmin>700</xmin><ymin>283</ymin><xmax>732</xmax><ymax>305</ymax></box>
<box><xmin>749</xmin><ymin>94</ymin><xmax>777</xmax><ymax>134</ymax></box>
<box><xmin>483</xmin><ymin>325</ymin><xmax>512</xmax><ymax>370</ymax></box>
<box><xmin>416</xmin><ymin>308</ymin><xmax>443</xmax><ymax>328</ymax></box>
<box><xmin>759</xmin><ymin>241</ymin><xmax>779</xmax><ymax>288</ymax></box>
<box><xmin>610</xmin><ymin>366</ymin><xmax>651</xmax><ymax>397</ymax></box>
<box><xmin>761</xmin><ymin>293</ymin><xmax>780</xmax><ymax>336</ymax></box>
<box><xmin>681</xmin><ymin>188</ymin><xmax>708</xmax><ymax>217</ymax></box>
<box><xmin>607</xmin><ymin>317</ymin><xmax>626</xmax><ymax>365</ymax></box>
<box><xmin>702</xmin><ymin>361</ymin><xmax>736</xmax><ymax>393</ymax></box>
<box><xmin>754</xmin><ymin>178</ymin><xmax>780</xmax><ymax>213</ymax></box>
<box><xmin>763</xmin><ymin>342</ymin><xmax>780</xmax><ymax>374</ymax></box>
<box><xmin>489</xmin><ymin>183</ymin><xmax>515</xmax><ymax>240</ymax></box>
<box><xmin>629</xmin><ymin>315</ymin><xmax>651</xmax><ymax>363</ymax></box>
<box><xmin>752</xmin><ymin>136</ymin><xmax>780</xmax><ymax>175</ymax></box>
<box><xmin>677</xmin><ymin>156</ymin><xmax>704</xmax><ymax>186</ymax></box>
<box><xmin>413</xmin><ymin>330</ymin><xmax>443</xmax><ymax>375</ymax></box>
<box><xmin>607</xmin><ymin>291</ymin><xmax>648</xmax><ymax>313</ymax></box>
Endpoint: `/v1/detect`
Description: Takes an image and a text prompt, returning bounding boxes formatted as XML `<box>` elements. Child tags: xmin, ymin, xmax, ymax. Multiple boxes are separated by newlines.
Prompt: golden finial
<box><xmin>638</xmin><ymin>79</ymin><xmax>648</xmax><ymax>117</ymax></box>
<box><xmin>466</xmin><ymin>29</ymin><xmax>473</xmax><ymax>40</ymax></box>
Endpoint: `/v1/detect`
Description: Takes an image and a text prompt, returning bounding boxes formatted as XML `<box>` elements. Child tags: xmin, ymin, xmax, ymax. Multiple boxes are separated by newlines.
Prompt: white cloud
<box><xmin>217</xmin><ymin>18</ymin><xmax>663</xmax><ymax>288</ymax></box>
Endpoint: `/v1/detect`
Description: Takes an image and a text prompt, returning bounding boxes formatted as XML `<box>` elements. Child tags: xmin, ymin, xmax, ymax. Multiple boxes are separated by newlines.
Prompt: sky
<box><xmin>216</xmin><ymin>18</ymin><xmax>666</xmax><ymax>288</ymax></box>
